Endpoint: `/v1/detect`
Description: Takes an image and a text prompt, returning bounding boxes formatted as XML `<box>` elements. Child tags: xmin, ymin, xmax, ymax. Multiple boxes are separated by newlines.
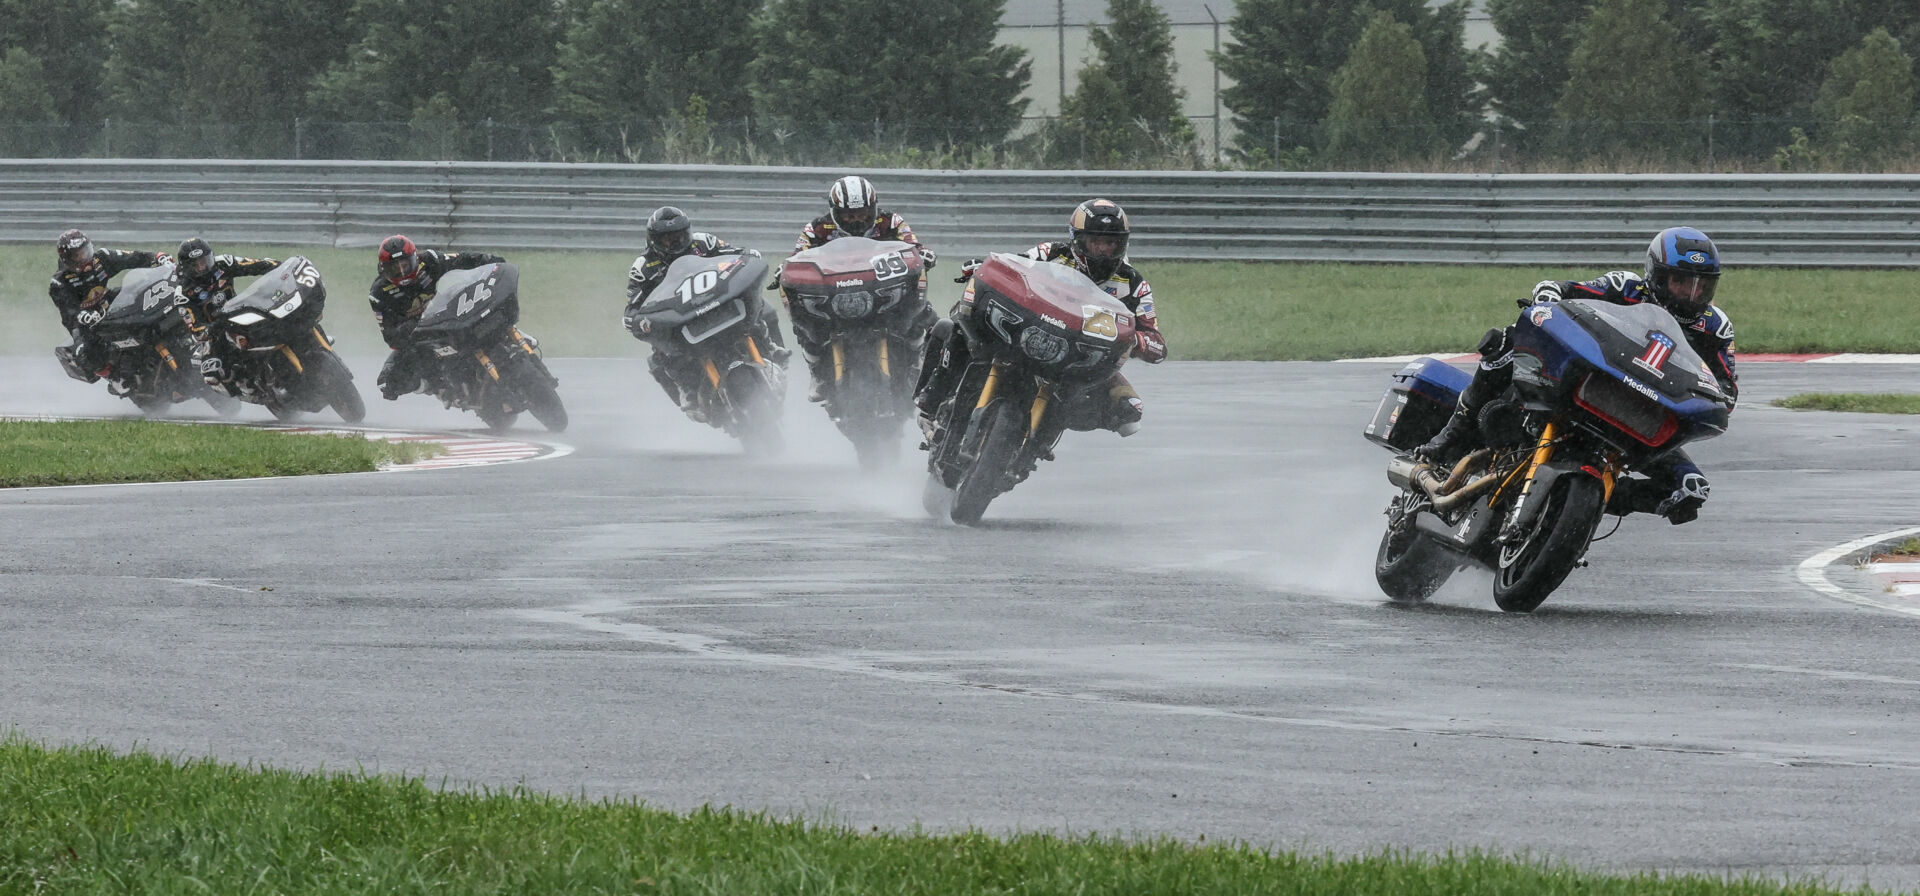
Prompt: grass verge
<box><xmin>0</xmin><ymin>736</ymin><xmax>1885</xmax><ymax>896</ymax></box>
<box><xmin>1772</xmin><ymin>394</ymin><xmax>1920</xmax><ymax>414</ymax></box>
<box><xmin>6</xmin><ymin>245</ymin><xmax>1920</xmax><ymax>360</ymax></box>
<box><xmin>0</xmin><ymin>419</ymin><xmax>439</xmax><ymax>487</ymax></box>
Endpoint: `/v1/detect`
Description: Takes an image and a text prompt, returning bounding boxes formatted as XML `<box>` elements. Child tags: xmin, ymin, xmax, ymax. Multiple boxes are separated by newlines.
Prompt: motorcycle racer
<box><xmin>913</xmin><ymin>198</ymin><xmax>1168</xmax><ymax>437</ymax></box>
<box><xmin>1414</xmin><ymin>226</ymin><xmax>1736</xmax><ymax>525</ymax></box>
<box><xmin>368</xmin><ymin>234</ymin><xmax>507</xmax><ymax>400</ymax></box>
<box><xmin>171</xmin><ymin>237</ymin><xmax>281</xmax><ymax>389</ymax></box>
<box><xmin>49</xmin><ymin>228</ymin><xmax>170</xmax><ymax>383</ymax></box>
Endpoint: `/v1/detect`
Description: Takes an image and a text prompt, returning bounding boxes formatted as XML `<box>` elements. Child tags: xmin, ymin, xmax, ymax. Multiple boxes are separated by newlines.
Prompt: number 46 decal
<box><xmin>676</xmin><ymin>270</ymin><xmax>720</xmax><ymax>304</ymax></box>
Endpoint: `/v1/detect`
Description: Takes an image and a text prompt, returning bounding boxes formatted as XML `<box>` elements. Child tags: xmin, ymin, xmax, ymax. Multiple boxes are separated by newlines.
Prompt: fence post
<box><xmin>1272</xmin><ymin>117</ymin><xmax>1279</xmax><ymax>168</ymax></box>
<box><xmin>1492</xmin><ymin>122</ymin><xmax>1501</xmax><ymax>176</ymax></box>
<box><xmin>486</xmin><ymin>117</ymin><xmax>495</xmax><ymax>161</ymax></box>
<box><xmin>293</xmin><ymin>118</ymin><xmax>303</xmax><ymax>160</ymax></box>
<box><xmin>1706</xmin><ymin>114</ymin><xmax>1715</xmax><ymax>170</ymax></box>
<box><xmin>103</xmin><ymin>117</ymin><xmax>111</xmax><ymax>158</ymax></box>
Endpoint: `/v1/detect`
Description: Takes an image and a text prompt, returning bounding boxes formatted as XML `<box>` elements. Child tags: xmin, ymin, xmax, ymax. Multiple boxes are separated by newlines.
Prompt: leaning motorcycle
<box><xmin>626</xmin><ymin>252</ymin><xmax>786</xmax><ymax>455</ymax></box>
<box><xmin>407</xmin><ymin>262</ymin><xmax>566</xmax><ymax>433</ymax></box>
<box><xmin>778</xmin><ymin>236</ymin><xmax>930</xmax><ymax>470</ymax></box>
<box><xmin>55</xmin><ymin>262</ymin><xmax>238</xmax><ymax>417</ymax></box>
<box><xmin>1363</xmin><ymin>299</ymin><xmax>1734</xmax><ymax>612</ymax></box>
<box><xmin>921</xmin><ymin>252</ymin><xmax>1139</xmax><ymax>526</ymax></box>
<box><xmin>211</xmin><ymin>256</ymin><xmax>366</xmax><ymax>424</ymax></box>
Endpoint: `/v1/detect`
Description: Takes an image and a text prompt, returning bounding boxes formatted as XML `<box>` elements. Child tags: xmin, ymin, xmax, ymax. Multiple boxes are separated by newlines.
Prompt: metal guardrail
<box><xmin>3</xmin><ymin>160</ymin><xmax>1917</xmax><ymax>267</ymax></box>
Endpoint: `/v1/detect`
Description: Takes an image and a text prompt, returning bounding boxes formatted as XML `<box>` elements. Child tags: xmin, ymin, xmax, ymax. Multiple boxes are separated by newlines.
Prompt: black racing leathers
<box><xmin>50</xmin><ymin>247</ymin><xmax>169</xmax><ymax>377</ymax></box>
<box><xmin>368</xmin><ymin>249</ymin><xmax>506</xmax><ymax>397</ymax></box>
<box><xmin>624</xmin><ymin>233</ymin><xmax>788</xmax><ymax>407</ymax></box>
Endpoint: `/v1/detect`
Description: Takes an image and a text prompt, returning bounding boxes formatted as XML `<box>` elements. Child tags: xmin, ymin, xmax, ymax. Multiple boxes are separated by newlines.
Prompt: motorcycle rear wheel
<box><xmin>950</xmin><ymin>400</ymin><xmax>1024</xmax><ymax>526</ymax></box>
<box><xmin>1492</xmin><ymin>475</ymin><xmax>1604</xmax><ymax>613</ymax></box>
<box><xmin>1374</xmin><ymin>495</ymin><xmax>1455</xmax><ymax>603</ymax></box>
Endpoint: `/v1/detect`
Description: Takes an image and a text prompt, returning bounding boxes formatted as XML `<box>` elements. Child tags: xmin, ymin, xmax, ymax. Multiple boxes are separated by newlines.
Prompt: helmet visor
<box><xmin>59</xmin><ymin>242</ymin><xmax>94</xmax><ymax>272</ymax></box>
<box><xmin>380</xmin><ymin>254</ymin><xmax>419</xmax><ymax>283</ymax></box>
<box><xmin>653</xmin><ymin>229</ymin><xmax>691</xmax><ymax>256</ymax></box>
<box><xmin>181</xmin><ymin>254</ymin><xmax>213</xmax><ymax>279</ymax></box>
<box><xmin>1660</xmin><ymin>272</ymin><xmax>1718</xmax><ymax>321</ymax></box>
<box><xmin>834</xmin><ymin>207</ymin><xmax>875</xmax><ymax>234</ymax></box>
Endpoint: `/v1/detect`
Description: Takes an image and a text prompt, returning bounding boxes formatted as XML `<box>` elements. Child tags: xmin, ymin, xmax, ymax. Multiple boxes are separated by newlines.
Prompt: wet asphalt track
<box><xmin>6</xmin><ymin>353</ymin><xmax>1920</xmax><ymax>890</ymax></box>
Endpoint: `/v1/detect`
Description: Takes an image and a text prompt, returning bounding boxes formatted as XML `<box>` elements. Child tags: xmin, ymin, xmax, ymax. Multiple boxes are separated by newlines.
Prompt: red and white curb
<box><xmin>1339</xmin><ymin>352</ymin><xmax>1920</xmax><ymax>364</ymax></box>
<box><xmin>263</xmin><ymin>425</ymin><xmax>569</xmax><ymax>471</ymax></box>
<box><xmin>1797</xmin><ymin>526</ymin><xmax>1920</xmax><ymax>618</ymax></box>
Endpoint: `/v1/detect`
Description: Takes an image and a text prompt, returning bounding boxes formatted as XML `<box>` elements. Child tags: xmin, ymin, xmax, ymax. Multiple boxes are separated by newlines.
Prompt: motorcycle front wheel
<box><xmin>1492</xmin><ymin>475</ymin><xmax>1604</xmax><ymax>613</ymax></box>
<box><xmin>950</xmin><ymin>400</ymin><xmax>1024</xmax><ymax>526</ymax></box>
<box><xmin>319</xmin><ymin>352</ymin><xmax>366</xmax><ymax>424</ymax></box>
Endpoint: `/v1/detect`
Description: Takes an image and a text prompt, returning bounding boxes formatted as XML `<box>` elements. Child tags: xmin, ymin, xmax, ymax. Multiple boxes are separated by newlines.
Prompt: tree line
<box><xmin>0</xmin><ymin>0</ymin><xmax>1915</xmax><ymax>171</ymax></box>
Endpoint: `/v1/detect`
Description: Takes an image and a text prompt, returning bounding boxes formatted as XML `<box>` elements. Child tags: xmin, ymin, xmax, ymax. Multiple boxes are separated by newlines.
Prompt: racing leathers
<box><xmin>786</xmin><ymin>209</ymin><xmax>939</xmax><ymax>401</ymax></box>
<box><xmin>1416</xmin><ymin>271</ymin><xmax>1737</xmax><ymax>525</ymax></box>
<box><xmin>624</xmin><ymin>232</ymin><xmax>789</xmax><ymax>415</ymax></box>
<box><xmin>50</xmin><ymin>247</ymin><xmax>169</xmax><ymax>381</ymax></box>
<box><xmin>368</xmin><ymin>249</ymin><xmax>506</xmax><ymax>399</ymax></box>
<box><xmin>913</xmin><ymin>240</ymin><xmax>1169</xmax><ymax>436</ymax></box>
<box><xmin>175</xmin><ymin>255</ymin><xmax>281</xmax><ymax>389</ymax></box>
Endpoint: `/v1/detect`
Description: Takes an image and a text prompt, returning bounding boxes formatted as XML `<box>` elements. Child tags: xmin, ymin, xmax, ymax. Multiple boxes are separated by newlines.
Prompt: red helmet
<box><xmin>57</xmin><ymin>228</ymin><xmax>95</xmax><ymax>273</ymax></box>
<box><xmin>378</xmin><ymin>234</ymin><xmax>420</xmax><ymax>285</ymax></box>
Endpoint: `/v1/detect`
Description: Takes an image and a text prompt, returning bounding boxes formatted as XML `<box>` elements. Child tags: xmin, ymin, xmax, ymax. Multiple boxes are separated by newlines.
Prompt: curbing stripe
<box><xmin>1796</xmin><ymin>526</ymin><xmax>1920</xmax><ymax>617</ymax></box>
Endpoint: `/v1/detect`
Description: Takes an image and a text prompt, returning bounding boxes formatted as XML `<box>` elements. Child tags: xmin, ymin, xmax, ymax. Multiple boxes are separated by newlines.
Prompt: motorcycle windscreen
<box><xmin>782</xmin><ymin>236</ymin><xmax>918</xmax><ymax>282</ymax></box>
<box><xmin>638</xmin><ymin>252</ymin><xmax>770</xmax><ymax>344</ymax></box>
<box><xmin>1555</xmin><ymin>299</ymin><xmax>1720</xmax><ymax>402</ymax></box>
<box><xmin>222</xmin><ymin>256</ymin><xmax>321</xmax><ymax>317</ymax></box>
<box><xmin>976</xmin><ymin>253</ymin><xmax>1133</xmax><ymax>334</ymax></box>
<box><xmin>102</xmin><ymin>263</ymin><xmax>179</xmax><ymax>329</ymax></box>
<box><xmin>417</xmin><ymin>263</ymin><xmax>519</xmax><ymax>331</ymax></box>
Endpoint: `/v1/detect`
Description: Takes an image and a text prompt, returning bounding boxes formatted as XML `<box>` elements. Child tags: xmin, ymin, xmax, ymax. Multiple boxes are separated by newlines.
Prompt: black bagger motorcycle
<box><xmin>56</xmin><ymin>262</ymin><xmax>238</xmax><ymax>417</ymax></box>
<box><xmin>408</xmin><ymin>263</ymin><xmax>567</xmax><ymax>433</ymax></box>
<box><xmin>626</xmin><ymin>252</ymin><xmax>786</xmax><ymax>455</ymax></box>
<box><xmin>778</xmin><ymin>236</ymin><xmax>931</xmax><ymax>470</ymax></box>
<box><xmin>212</xmin><ymin>256</ymin><xmax>366</xmax><ymax>424</ymax></box>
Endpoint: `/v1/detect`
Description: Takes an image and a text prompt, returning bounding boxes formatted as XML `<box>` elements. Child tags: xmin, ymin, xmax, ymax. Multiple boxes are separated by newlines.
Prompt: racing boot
<box><xmin>1103</xmin><ymin>374</ymin><xmax>1144</xmax><ymax>438</ymax></box>
<box><xmin>801</xmin><ymin>347</ymin><xmax>832</xmax><ymax>403</ymax></box>
<box><xmin>1412</xmin><ymin>360</ymin><xmax>1510</xmax><ymax>467</ymax></box>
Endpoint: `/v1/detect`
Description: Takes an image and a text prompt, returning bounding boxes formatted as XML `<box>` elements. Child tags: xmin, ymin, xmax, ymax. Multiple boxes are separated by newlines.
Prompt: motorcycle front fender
<box><xmin>1502</xmin><ymin>455</ymin><xmax>1612</xmax><ymax>542</ymax></box>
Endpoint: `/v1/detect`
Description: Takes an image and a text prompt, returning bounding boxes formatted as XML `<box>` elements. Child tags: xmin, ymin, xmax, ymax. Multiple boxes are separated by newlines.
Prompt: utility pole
<box><xmin>1057</xmin><ymin>0</ymin><xmax>1066</xmax><ymax>115</ymax></box>
<box><xmin>1204</xmin><ymin>3</ymin><xmax>1221</xmax><ymax>161</ymax></box>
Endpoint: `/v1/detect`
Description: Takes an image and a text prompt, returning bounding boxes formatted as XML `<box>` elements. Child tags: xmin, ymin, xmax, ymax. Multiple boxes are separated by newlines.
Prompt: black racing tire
<box><xmin>522</xmin><ymin>372</ymin><xmax>568</xmax><ymax>433</ymax></box>
<box><xmin>1492</xmin><ymin>475</ymin><xmax>1605</xmax><ymax>613</ymax></box>
<box><xmin>319</xmin><ymin>353</ymin><xmax>366</xmax><ymax>424</ymax></box>
<box><xmin>950</xmin><ymin>400</ymin><xmax>1024</xmax><ymax>526</ymax></box>
<box><xmin>477</xmin><ymin>404</ymin><xmax>519</xmax><ymax>434</ymax></box>
<box><xmin>1374</xmin><ymin>498</ymin><xmax>1456</xmax><ymax>604</ymax></box>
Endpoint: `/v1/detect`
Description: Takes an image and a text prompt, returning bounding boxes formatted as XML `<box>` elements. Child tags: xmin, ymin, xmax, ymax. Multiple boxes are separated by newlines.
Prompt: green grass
<box><xmin>6</xmin><ymin>245</ymin><xmax>1920</xmax><ymax>360</ymax></box>
<box><xmin>0</xmin><ymin>419</ymin><xmax>438</xmax><ymax>487</ymax></box>
<box><xmin>1772</xmin><ymin>394</ymin><xmax>1920</xmax><ymax>414</ymax></box>
<box><xmin>0</xmin><ymin>736</ymin><xmax>1888</xmax><ymax>896</ymax></box>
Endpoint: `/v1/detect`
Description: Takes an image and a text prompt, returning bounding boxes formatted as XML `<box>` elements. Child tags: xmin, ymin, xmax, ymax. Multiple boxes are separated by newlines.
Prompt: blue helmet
<box><xmin>1644</xmin><ymin>226</ymin><xmax>1721</xmax><ymax>323</ymax></box>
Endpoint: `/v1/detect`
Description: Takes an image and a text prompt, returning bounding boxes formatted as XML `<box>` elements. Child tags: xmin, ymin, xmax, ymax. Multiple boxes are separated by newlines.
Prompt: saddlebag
<box><xmin>1363</xmin><ymin>357</ymin><xmax>1472</xmax><ymax>451</ymax></box>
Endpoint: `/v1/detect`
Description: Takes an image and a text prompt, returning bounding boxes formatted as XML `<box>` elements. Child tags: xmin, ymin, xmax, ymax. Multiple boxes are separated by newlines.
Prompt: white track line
<box><xmin>1796</xmin><ymin>526</ymin><xmax>1920</xmax><ymax>617</ymax></box>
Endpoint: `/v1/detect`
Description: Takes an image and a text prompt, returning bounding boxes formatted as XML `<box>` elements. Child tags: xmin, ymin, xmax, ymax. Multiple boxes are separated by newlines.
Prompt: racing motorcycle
<box><xmin>407</xmin><ymin>262</ymin><xmax>566</xmax><ymax>433</ymax></box>
<box><xmin>1363</xmin><ymin>299</ymin><xmax>1734</xmax><ymax>612</ymax></box>
<box><xmin>778</xmin><ymin>236</ymin><xmax>931</xmax><ymax>470</ymax></box>
<box><xmin>626</xmin><ymin>251</ymin><xmax>786</xmax><ymax>454</ymax></box>
<box><xmin>55</xmin><ymin>262</ymin><xmax>238</xmax><ymax>417</ymax></box>
<box><xmin>211</xmin><ymin>256</ymin><xmax>365</xmax><ymax>424</ymax></box>
<box><xmin>920</xmin><ymin>252</ymin><xmax>1139</xmax><ymax>526</ymax></box>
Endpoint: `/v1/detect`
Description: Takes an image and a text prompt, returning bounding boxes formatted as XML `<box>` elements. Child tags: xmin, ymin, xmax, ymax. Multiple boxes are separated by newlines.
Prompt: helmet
<box><xmin>646</xmin><ymin>206</ymin><xmax>693</xmax><ymax>257</ymax></box>
<box><xmin>828</xmin><ymin>175</ymin><xmax>878</xmax><ymax>236</ymax></box>
<box><xmin>1644</xmin><ymin>226</ymin><xmax>1722</xmax><ymax>323</ymax></box>
<box><xmin>1068</xmin><ymin>199</ymin><xmax>1130</xmax><ymax>282</ymax></box>
<box><xmin>57</xmin><ymin>228</ymin><xmax>94</xmax><ymax>273</ymax></box>
<box><xmin>177</xmin><ymin>237</ymin><xmax>214</xmax><ymax>283</ymax></box>
<box><xmin>378</xmin><ymin>234</ymin><xmax>420</xmax><ymax>285</ymax></box>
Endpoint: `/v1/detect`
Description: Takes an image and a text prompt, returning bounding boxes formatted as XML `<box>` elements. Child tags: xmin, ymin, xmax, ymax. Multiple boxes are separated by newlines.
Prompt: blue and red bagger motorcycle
<box><xmin>1363</xmin><ymin>299</ymin><xmax>1734</xmax><ymax>612</ymax></box>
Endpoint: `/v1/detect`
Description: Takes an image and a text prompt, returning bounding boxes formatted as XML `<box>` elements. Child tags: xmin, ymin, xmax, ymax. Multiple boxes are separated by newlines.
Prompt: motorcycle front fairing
<box><xmin>780</xmin><ymin>236</ymin><xmax>926</xmax><ymax>340</ymax></box>
<box><xmin>415</xmin><ymin>263</ymin><xmax>521</xmax><ymax>353</ymax></box>
<box><xmin>219</xmin><ymin>257</ymin><xmax>328</xmax><ymax>351</ymax></box>
<box><xmin>963</xmin><ymin>252</ymin><xmax>1136</xmax><ymax>386</ymax></box>
<box><xmin>629</xmin><ymin>253</ymin><xmax>771</xmax><ymax>353</ymax></box>
<box><xmin>97</xmin><ymin>264</ymin><xmax>182</xmax><ymax>348</ymax></box>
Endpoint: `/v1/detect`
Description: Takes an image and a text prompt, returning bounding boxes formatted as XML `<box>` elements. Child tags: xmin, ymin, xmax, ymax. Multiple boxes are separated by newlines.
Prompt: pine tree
<box><xmin>1813</xmin><ymin>27</ymin><xmax>1917</xmax><ymax>162</ymax></box>
<box><xmin>1324</xmin><ymin>12</ymin><xmax>1434</xmax><ymax>167</ymax></box>
<box><xmin>551</xmin><ymin>0</ymin><xmax>757</xmax><ymax>137</ymax></box>
<box><xmin>749</xmin><ymin>0</ymin><xmax>1028</xmax><ymax>159</ymax></box>
<box><xmin>1476</xmin><ymin>0</ymin><xmax>1593</xmax><ymax>152</ymax></box>
<box><xmin>1553</xmin><ymin>0</ymin><xmax>1710</xmax><ymax>162</ymax></box>
<box><xmin>1048</xmin><ymin>0</ymin><xmax>1195</xmax><ymax>166</ymax></box>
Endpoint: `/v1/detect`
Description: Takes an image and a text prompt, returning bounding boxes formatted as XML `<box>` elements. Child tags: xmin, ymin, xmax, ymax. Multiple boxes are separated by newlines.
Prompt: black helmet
<box><xmin>647</xmin><ymin>206</ymin><xmax>693</xmax><ymax>257</ymax></box>
<box><xmin>57</xmin><ymin>228</ymin><xmax>94</xmax><ymax>273</ymax></box>
<box><xmin>378</xmin><ymin>234</ymin><xmax>421</xmax><ymax>285</ymax></box>
<box><xmin>1068</xmin><ymin>199</ymin><xmax>1130</xmax><ymax>282</ymax></box>
<box><xmin>177</xmin><ymin>237</ymin><xmax>214</xmax><ymax>283</ymax></box>
<box><xmin>828</xmin><ymin>175</ymin><xmax>878</xmax><ymax>236</ymax></box>
<box><xmin>1644</xmin><ymin>226</ymin><xmax>1722</xmax><ymax>324</ymax></box>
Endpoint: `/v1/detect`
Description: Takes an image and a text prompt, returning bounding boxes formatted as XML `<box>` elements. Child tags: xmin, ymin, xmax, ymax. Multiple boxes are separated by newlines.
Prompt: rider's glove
<box><xmin>1655</xmin><ymin>472</ymin><xmax>1710</xmax><ymax>525</ymax></box>
<box><xmin>955</xmin><ymin>258</ymin><xmax>984</xmax><ymax>283</ymax></box>
<box><xmin>1133</xmin><ymin>329</ymin><xmax>1168</xmax><ymax>363</ymax></box>
<box><xmin>918</xmin><ymin>247</ymin><xmax>937</xmax><ymax>269</ymax></box>
<box><xmin>1521</xmin><ymin>280</ymin><xmax>1566</xmax><ymax>308</ymax></box>
<box><xmin>766</xmin><ymin>262</ymin><xmax>784</xmax><ymax>290</ymax></box>
<box><xmin>153</xmin><ymin>252</ymin><xmax>172</xmax><ymax>266</ymax></box>
<box><xmin>197</xmin><ymin>355</ymin><xmax>225</xmax><ymax>385</ymax></box>
<box><xmin>76</xmin><ymin>308</ymin><xmax>104</xmax><ymax>327</ymax></box>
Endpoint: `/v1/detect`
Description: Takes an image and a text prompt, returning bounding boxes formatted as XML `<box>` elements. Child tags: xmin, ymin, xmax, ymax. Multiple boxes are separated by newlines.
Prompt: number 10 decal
<box><xmin>676</xmin><ymin>270</ymin><xmax>720</xmax><ymax>304</ymax></box>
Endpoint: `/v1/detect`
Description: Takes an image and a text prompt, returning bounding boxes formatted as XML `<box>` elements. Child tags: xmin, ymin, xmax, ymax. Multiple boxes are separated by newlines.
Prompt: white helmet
<box><xmin>827</xmin><ymin>175</ymin><xmax>878</xmax><ymax>236</ymax></box>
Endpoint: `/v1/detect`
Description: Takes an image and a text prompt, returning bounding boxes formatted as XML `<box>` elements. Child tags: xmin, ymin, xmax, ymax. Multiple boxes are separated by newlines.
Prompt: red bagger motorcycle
<box><xmin>920</xmin><ymin>253</ymin><xmax>1139</xmax><ymax>525</ymax></box>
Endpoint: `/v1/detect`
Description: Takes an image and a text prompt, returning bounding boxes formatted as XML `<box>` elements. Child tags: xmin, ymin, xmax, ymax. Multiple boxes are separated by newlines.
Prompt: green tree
<box><xmin>307</xmin><ymin>0</ymin><xmax>559</xmax><ymax>158</ymax></box>
<box><xmin>1324</xmin><ymin>12</ymin><xmax>1434</xmax><ymax>167</ymax></box>
<box><xmin>1553</xmin><ymin>0</ymin><xmax>1710</xmax><ymax>162</ymax></box>
<box><xmin>1214</xmin><ymin>0</ymin><xmax>1474</xmax><ymax>160</ymax></box>
<box><xmin>0</xmin><ymin>0</ymin><xmax>111</xmax><ymax>152</ymax></box>
<box><xmin>551</xmin><ymin>0</ymin><xmax>757</xmax><ymax>158</ymax></box>
<box><xmin>1048</xmin><ymin>0</ymin><xmax>1195</xmax><ymax>166</ymax></box>
<box><xmin>749</xmin><ymin>0</ymin><xmax>1029</xmax><ymax>159</ymax></box>
<box><xmin>1812</xmin><ymin>27</ymin><xmax>1917</xmax><ymax>162</ymax></box>
<box><xmin>1475</xmin><ymin>0</ymin><xmax>1593</xmax><ymax>152</ymax></box>
<box><xmin>0</xmin><ymin>48</ymin><xmax>59</xmax><ymax>156</ymax></box>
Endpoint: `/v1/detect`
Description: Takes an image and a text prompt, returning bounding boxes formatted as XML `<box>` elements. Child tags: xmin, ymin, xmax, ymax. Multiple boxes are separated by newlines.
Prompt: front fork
<box><xmin>1493</xmin><ymin>419</ymin><xmax>1618</xmax><ymax>541</ymax></box>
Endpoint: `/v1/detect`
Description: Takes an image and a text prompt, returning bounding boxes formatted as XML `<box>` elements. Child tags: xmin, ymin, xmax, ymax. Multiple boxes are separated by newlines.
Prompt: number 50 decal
<box><xmin>676</xmin><ymin>270</ymin><xmax>720</xmax><ymax>304</ymax></box>
<box><xmin>870</xmin><ymin>251</ymin><xmax>910</xmax><ymax>280</ymax></box>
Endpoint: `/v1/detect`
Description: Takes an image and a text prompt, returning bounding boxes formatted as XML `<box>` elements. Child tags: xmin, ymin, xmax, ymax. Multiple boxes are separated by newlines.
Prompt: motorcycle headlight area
<box><xmin>1018</xmin><ymin>324</ymin><xmax>1070</xmax><ymax>364</ymax></box>
<box><xmin>830</xmin><ymin>290</ymin><xmax>875</xmax><ymax>320</ymax></box>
